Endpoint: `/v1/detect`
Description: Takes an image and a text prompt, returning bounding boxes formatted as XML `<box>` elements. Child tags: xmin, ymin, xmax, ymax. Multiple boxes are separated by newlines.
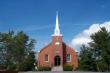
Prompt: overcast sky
<box><xmin>0</xmin><ymin>0</ymin><xmax>110</xmax><ymax>52</ymax></box>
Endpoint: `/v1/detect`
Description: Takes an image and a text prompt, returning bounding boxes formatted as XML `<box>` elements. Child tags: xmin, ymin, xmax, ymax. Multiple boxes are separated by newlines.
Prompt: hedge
<box><xmin>63</xmin><ymin>64</ymin><xmax>73</xmax><ymax>71</ymax></box>
<box><xmin>38</xmin><ymin>66</ymin><xmax>51</xmax><ymax>71</ymax></box>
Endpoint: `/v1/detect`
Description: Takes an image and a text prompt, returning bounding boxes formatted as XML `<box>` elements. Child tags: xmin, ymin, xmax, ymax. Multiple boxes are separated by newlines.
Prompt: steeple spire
<box><xmin>53</xmin><ymin>11</ymin><xmax>62</xmax><ymax>36</ymax></box>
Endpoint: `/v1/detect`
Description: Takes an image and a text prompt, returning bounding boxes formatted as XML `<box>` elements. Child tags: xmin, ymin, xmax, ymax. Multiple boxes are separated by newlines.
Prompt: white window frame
<box><xmin>66</xmin><ymin>54</ymin><xmax>71</xmax><ymax>62</ymax></box>
<box><xmin>44</xmin><ymin>54</ymin><xmax>49</xmax><ymax>62</ymax></box>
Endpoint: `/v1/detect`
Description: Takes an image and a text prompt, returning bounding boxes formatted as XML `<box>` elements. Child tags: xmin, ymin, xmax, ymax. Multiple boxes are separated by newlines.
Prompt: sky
<box><xmin>0</xmin><ymin>0</ymin><xmax>110</xmax><ymax>52</ymax></box>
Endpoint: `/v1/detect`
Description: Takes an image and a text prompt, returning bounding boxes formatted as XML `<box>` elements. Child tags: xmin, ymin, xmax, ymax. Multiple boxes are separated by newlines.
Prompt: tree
<box><xmin>0</xmin><ymin>31</ymin><xmax>15</xmax><ymax>70</ymax></box>
<box><xmin>23</xmin><ymin>51</ymin><xmax>36</xmax><ymax>71</ymax></box>
<box><xmin>78</xmin><ymin>45</ymin><xmax>96</xmax><ymax>71</ymax></box>
<box><xmin>0</xmin><ymin>31</ymin><xmax>36</xmax><ymax>71</ymax></box>
<box><xmin>79</xmin><ymin>27</ymin><xmax>110</xmax><ymax>72</ymax></box>
<box><xmin>90</xmin><ymin>27</ymin><xmax>110</xmax><ymax>71</ymax></box>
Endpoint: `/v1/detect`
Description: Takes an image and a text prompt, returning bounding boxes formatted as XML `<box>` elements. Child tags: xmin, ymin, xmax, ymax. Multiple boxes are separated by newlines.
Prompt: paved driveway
<box><xmin>19</xmin><ymin>71</ymin><xmax>109</xmax><ymax>73</ymax></box>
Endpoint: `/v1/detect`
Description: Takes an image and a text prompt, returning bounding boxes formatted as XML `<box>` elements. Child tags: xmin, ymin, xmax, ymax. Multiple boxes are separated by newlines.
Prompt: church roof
<box><xmin>39</xmin><ymin>42</ymin><xmax>76</xmax><ymax>53</ymax></box>
<box><xmin>39</xmin><ymin>43</ymin><xmax>52</xmax><ymax>53</ymax></box>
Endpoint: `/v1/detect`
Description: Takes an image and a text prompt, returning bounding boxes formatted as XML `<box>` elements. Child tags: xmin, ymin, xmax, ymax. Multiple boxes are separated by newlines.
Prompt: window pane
<box><xmin>45</xmin><ymin>54</ymin><xmax>48</xmax><ymax>61</ymax></box>
<box><xmin>66</xmin><ymin>54</ymin><xmax>70</xmax><ymax>61</ymax></box>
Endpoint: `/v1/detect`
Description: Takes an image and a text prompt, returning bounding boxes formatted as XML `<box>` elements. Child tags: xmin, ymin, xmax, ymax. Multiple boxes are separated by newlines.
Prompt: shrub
<box><xmin>0</xmin><ymin>64</ymin><xmax>7</xmax><ymax>70</ymax></box>
<box><xmin>63</xmin><ymin>64</ymin><xmax>73</xmax><ymax>71</ymax></box>
<box><xmin>38</xmin><ymin>66</ymin><xmax>51</xmax><ymax>71</ymax></box>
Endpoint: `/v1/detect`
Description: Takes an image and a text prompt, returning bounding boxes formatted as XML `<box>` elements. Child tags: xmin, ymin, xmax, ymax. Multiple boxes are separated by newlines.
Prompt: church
<box><xmin>38</xmin><ymin>12</ymin><xmax>78</xmax><ymax>70</ymax></box>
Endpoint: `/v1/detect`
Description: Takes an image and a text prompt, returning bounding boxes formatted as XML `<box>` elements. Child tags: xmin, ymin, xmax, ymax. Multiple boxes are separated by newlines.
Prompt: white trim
<box><xmin>52</xmin><ymin>34</ymin><xmax>62</xmax><ymax>36</ymax></box>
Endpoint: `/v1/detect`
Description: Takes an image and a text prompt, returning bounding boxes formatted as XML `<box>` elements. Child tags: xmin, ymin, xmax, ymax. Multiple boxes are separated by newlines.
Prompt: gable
<box><xmin>39</xmin><ymin>43</ymin><xmax>52</xmax><ymax>53</ymax></box>
<box><xmin>62</xmin><ymin>42</ymin><xmax>76</xmax><ymax>53</ymax></box>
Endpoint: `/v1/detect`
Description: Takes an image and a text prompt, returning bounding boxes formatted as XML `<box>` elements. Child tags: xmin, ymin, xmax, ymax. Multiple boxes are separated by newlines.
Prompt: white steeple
<box><xmin>53</xmin><ymin>11</ymin><xmax>62</xmax><ymax>36</ymax></box>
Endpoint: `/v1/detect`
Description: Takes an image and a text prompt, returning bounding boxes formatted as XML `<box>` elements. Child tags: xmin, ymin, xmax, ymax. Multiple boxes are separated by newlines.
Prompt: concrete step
<box><xmin>51</xmin><ymin>66</ymin><xmax>63</xmax><ymax>71</ymax></box>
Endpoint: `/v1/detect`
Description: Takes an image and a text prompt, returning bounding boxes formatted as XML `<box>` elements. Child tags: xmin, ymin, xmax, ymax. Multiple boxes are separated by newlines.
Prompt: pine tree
<box><xmin>79</xmin><ymin>27</ymin><xmax>110</xmax><ymax>71</ymax></box>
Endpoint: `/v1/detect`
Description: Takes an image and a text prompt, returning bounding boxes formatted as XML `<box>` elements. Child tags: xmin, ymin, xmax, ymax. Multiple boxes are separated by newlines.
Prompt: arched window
<box><xmin>66</xmin><ymin>54</ymin><xmax>71</xmax><ymax>62</ymax></box>
<box><xmin>45</xmin><ymin>54</ymin><xmax>49</xmax><ymax>62</ymax></box>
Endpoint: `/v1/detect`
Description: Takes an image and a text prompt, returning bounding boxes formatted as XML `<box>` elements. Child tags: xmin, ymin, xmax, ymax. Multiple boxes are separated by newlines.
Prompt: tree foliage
<box><xmin>79</xmin><ymin>45</ymin><xmax>96</xmax><ymax>71</ymax></box>
<box><xmin>0</xmin><ymin>31</ymin><xmax>36</xmax><ymax>71</ymax></box>
<box><xmin>79</xmin><ymin>27</ymin><xmax>110</xmax><ymax>72</ymax></box>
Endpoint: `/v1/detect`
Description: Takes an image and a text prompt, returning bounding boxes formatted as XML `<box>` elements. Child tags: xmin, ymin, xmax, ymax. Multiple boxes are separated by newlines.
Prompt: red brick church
<box><xmin>38</xmin><ymin>12</ymin><xmax>78</xmax><ymax>70</ymax></box>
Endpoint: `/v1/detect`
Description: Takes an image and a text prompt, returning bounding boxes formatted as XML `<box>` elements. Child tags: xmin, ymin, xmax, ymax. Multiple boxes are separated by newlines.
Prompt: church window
<box><xmin>66</xmin><ymin>54</ymin><xmax>71</xmax><ymax>62</ymax></box>
<box><xmin>45</xmin><ymin>54</ymin><xmax>49</xmax><ymax>62</ymax></box>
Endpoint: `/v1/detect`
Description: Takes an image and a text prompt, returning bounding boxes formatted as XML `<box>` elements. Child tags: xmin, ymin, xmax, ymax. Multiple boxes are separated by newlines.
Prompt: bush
<box><xmin>38</xmin><ymin>66</ymin><xmax>51</xmax><ymax>71</ymax></box>
<box><xmin>63</xmin><ymin>64</ymin><xmax>73</xmax><ymax>71</ymax></box>
<box><xmin>0</xmin><ymin>64</ymin><xmax>7</xmax><ymax>70</ymax></box>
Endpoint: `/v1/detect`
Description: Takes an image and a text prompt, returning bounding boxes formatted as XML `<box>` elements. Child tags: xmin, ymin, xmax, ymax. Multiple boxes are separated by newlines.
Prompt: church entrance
<box><xmin>54</xmin><ymin>56</ymin><xmax>60</xmax><ymax>66</ymax></box>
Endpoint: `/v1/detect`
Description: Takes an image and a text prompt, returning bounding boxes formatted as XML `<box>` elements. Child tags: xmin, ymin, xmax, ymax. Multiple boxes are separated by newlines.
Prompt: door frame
<box><xmin>54</xmin><ymin>55</ymin><xmax>61</xmax><ymax>66</ymax></box>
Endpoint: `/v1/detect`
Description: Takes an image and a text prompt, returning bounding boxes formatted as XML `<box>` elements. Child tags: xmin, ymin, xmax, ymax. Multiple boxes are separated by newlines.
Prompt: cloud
<box><xmin>70</xmin><ymin>21</ymin><xmax>110</xmax><ymax>52</ymax></box>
